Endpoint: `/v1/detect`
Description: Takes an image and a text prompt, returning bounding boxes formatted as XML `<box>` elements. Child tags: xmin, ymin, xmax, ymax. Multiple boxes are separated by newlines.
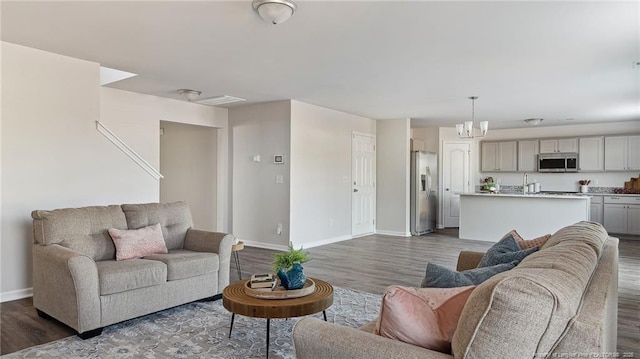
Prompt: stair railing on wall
<box><xmin>96</xmin><ymin>121</ymin><xmax>164</xmax><ymax>180</ymax></box>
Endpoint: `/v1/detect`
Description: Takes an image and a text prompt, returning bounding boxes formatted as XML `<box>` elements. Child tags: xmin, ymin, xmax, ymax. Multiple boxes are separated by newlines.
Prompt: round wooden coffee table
<box><xmin>223</xmin><ymin>278</ymin><xmax>333</xmax><ymax>358</ymax></box>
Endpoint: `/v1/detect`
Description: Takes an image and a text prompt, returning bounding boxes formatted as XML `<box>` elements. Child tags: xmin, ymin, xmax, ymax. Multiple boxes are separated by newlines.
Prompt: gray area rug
<box><xmin>3</xmin><ymin>287</ymin><xmax>381</xmax><ymax>359</ymax></box>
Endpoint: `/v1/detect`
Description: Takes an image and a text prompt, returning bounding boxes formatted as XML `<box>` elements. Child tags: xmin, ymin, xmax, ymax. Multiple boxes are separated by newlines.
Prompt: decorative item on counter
<box><xmin>482</xmin><ymin>177</ymin><xmax>495</xmax><ymax>191</ymax></box>
<box><xmin>273</xmin><ymin>243</ymin><xmax>310</xmax><ymax>290</ymax></box>
<box><xmin>623</xmin><ymin>174</ymin><xmax>640</xmax><ymax>194</ymax></box>
<box><xmin>579</xmin><ymin>180</ymin><xmax>591</xmax><ymax>193</ymax></box>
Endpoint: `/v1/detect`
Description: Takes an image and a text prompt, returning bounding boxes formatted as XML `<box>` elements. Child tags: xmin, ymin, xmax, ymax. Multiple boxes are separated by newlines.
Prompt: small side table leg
<box><xmin>233</xmin><ymin>251</ymin><xmax>242</xmax><ymax>280</ymax></box>
<box><xmin>266</xmin><ymin>318</ymin><xmax>270</xmax><ymax>359</ymax></box>
<box><xmin>228</xmin><ymin>313</ymin><xmax>235</xmax><ymax>338</ymax></box>
<box><xmin>323</xmin><ymin>310</ymin><xmax>327</xmax><ymax>322</ymax></box>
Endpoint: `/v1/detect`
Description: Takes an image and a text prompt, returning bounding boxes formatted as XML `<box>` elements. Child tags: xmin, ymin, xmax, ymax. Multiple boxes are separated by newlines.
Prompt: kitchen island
<box><xmin>459</xmin><ymin>193</ymin><xmax>591</xmax><ymax>242</ymax></box>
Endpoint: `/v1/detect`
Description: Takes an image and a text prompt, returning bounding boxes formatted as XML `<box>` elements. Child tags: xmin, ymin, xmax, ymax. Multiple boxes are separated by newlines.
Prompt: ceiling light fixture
<box><xmin>177</xmin><ymin>89</ymin><xmax>202</xmax><ymax>102</ymax></box>
<box><xmin>524</xmin><ymin>118</ymin><xmax>543</xmax><ymax>126</ymax></box>
<box><xmin>252</xmin><ymin>0</ymin><xmax>297</xmax><ymax>25</ymax></box>
<box><xmin>456</xmin><ymin>96</ymin><xmax>488</xmax><ymax>139</ymax></box>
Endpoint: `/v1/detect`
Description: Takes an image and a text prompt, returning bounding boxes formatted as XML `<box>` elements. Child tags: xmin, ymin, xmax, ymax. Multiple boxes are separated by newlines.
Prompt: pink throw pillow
<box><xmin>108</xmin><ymin>223</ymin><xmax>168</xmax><ymax>261</ymax></box>
<box><xmin>502</xmin><ymin>229</ymin><xmax>551</xmax><ymax>250</ymax></box>
<box><xmin>374</xmin><ymin>285</ymin><xmax>475</xmax><ymax>353</ymax></box>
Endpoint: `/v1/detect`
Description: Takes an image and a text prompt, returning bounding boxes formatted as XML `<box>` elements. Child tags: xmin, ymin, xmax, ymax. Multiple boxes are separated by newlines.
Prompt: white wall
<box><xmin>100</xmin><ymin>87</ymin><xmax>229</xmax><ymax>232</ymax></box>
<box><xmin>1</xmin><ymin>42</ymin><xmax>229</xmax><ymax>301</ymax></box>
<box><xmin>475</xmin><ymin>121</ymin><xmax>640</xmax><ymax>192</ymax></box>
<box><xmin>290</xmin><ymin>101</ymin><xmax>376</xmax><ymax>248</ymax></box>
<box><xmin>160</xmin><ymin>121</ymin><xmax>217</xmax><ymax>231</ymax></box>
<box><xmin>229</xmin><ymin>101</ymin><xmax>291</xmax><ymax>250</ymax></box>
<box><xmin>376</xmin><ymin>118</ymin><xmax>411</xmax><ymax>236</ymax></box>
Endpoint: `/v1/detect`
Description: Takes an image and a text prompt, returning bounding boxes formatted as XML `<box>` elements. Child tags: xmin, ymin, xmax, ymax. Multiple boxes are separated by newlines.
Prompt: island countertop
<box><xmin>459</xmin><ymin>192</ymin><xmax>591</xmax><ymax>200</ymax></box>
<box><xmin>458</xmin><ymin>193</ymin><xmax>591</xmax><ymax>242</ymax></box>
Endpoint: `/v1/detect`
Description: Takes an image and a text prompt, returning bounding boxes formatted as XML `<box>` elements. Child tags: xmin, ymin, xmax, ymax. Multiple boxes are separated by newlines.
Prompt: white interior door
<box><xmin>352</xmin><ymin>133</ymin><xmax>376</xmax><ymax>237</ymax></box>
<box><xmin>442</xmin><ymin>141</ymin><xmax>471</xmax><ymax>228</ymax></box>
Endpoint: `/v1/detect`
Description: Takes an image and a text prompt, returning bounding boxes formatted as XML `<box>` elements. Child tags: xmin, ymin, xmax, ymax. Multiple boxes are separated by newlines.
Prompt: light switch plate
<box><xmin>276</xmin><ymin>175</ymin><xmax>284</xmax><ymax>184</ymax></box>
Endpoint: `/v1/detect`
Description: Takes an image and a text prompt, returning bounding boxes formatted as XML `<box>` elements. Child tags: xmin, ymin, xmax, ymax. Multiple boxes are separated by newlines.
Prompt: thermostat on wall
<box><xmin>274</xmin><ymin>155</ymin><xmax>284</xmax><ymax>164</ymax></box>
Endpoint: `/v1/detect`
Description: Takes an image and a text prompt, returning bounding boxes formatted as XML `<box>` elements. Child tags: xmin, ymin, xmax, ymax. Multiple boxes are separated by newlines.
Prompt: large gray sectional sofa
<box><xmin>293</xmin><ymin>221</ymin><xmax>619</xmax><ymax>358</ymax></box>
<box><xmin>31</xmin><ymin>201</ymin><xmax>234</xmax><ymax>338</ymax></box>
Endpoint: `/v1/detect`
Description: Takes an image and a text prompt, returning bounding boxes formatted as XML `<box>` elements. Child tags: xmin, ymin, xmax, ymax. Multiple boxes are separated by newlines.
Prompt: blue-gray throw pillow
<box><xmin>477</xmin><ymin>234</ymin><xmax>538</xmax><ymax>268</ymax></box>
<box><xmin>420</xmin><ymin>261</ymin><xmax>518</xmax><ymax>288</ymax></box>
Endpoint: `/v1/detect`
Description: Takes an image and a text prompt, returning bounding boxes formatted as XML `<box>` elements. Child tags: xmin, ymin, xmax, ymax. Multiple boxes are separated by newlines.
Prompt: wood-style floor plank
<box><xmin>1</xmin><ymin>229</ymin><xmax>638</xmax><ymax>355</ymax></box>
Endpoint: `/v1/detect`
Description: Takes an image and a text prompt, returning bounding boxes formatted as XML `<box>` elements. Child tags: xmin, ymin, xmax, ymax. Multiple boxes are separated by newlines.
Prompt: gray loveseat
<box><xmin>31</xmin><ymin>201</ymin><xmax>234</xmax><ymax>338</ymax></box>
<box><xmin>293</xmin><ymin>221</ymin><xmax>618</xmax><ymax>358</ymax></box>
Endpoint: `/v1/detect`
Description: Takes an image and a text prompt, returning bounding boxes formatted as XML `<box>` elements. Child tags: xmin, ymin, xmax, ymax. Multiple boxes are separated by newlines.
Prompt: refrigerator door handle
<box><xmin>426</xmin><ymin>167</ymin><xmax>432</xmax><ymax>198</ymax></box>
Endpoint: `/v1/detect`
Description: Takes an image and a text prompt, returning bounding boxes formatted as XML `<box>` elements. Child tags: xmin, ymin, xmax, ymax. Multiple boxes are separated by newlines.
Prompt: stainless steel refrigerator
<box><xmin>410</xmin><ymin>151</ymin><xmax>438</xmax><ymax>235</ymax></box>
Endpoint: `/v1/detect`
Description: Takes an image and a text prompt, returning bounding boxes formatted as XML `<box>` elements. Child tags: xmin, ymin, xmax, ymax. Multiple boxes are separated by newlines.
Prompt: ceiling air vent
<box><xmin>194</xmin><ymin>95</ymin><xmax>246</xmax><ymax>106</ymax></box>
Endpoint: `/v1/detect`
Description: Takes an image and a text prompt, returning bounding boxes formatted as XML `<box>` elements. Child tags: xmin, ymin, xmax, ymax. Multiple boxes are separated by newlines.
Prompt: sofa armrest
<box><xmin>456</xmin><ymin>251</ymin><xmax>485</xmax><ymax>271</ymax></box>
<box><xmin>293</xmin><ymin>318</ymin><xmax>454</xmax><ymax>359</ymax></box>
<box><xmin>184</xmin><ymin>229</ymin><xmax>234</xmax><ymax>291</ymax></box>
<box><xmin>33</xmin><ymin>244</ymin><xmax>100</xmax><ymax>333</ymax></box>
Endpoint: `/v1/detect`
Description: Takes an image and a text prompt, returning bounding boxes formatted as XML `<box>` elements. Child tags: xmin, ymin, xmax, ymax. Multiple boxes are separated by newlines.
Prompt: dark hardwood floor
<box><xmin>1</xmin><ymin>229</ymin><xmax>638</xmax><ymax>355</ymax></box>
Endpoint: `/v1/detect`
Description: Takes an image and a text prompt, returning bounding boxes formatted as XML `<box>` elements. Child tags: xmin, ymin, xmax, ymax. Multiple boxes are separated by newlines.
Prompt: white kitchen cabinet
<box><xmin>628</xmin><ymin>205</ymin><xmax>640</xmax><ymax>235</ymax></box>
<box><xmin>539</xmin><ymin>138</ymin><xmax>578</xmax><ymax>153</ymax></box>
<box><xmin>589</xmin><ymin>196</ymin><xmax>603</xmax><ymax>224</ymax></box>
<box><xmin>578</xmin><ymin>136</ymin><xmax>604</xmax><ymax>172</ymax></box>
<box><xmin>481</xmin><ymin>141</ymin><xmax>517</xmax><ymax>172</ymax></box>
<box><xmin>518</xmin><ymin>140</ymin><xmax>539</xmax><ymax>172</ymax></box>
<box><xmin>604</xmin><ymin>135</ymin><xmax>640</xmax><ymax>171</ymax></box>
<box><xmin>603</xmin><ymin>196</ymin><xmax>640</xmax><ymax>234</ymax></box>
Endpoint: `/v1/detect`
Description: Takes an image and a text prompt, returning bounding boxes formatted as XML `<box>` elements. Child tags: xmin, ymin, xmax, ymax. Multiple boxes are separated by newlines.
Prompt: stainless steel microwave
<box><xmin>538</xmin><ymin>153</ymin><xmax>579</xmax><ymax>172</ymax></box>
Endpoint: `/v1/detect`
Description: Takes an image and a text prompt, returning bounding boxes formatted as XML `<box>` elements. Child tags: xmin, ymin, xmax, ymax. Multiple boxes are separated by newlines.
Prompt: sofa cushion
<box><xmin>96</xmin><ymin>259</ymin><xmax>167</xmax><ymax>295</ymax></box>
<box><xmin>144</xmin><ymin>249</ymin><xmax>219</xmax><ymax>281</ymax></box>
<box><xmin>451</xmin><ymin>221</ymin><xmax>609</xmax><ymax>359</ymax></box>
<box><xmin>32</xmin><ymin>205</ymin><xmax>127</xmax><ymax>261</ymax></box>
<box><xmin>501</xmin><ymin>229</ymin><xmax>551</xmax><ymax>250</ymax></box>
<box><xmin>477</xmin><ymin>234</ymin><xmax>538</xmax><ymax>267</ymax></box>
<box><xmin>421</xmin><ymin>261</ymin><xmax>517</xmax><ymax>288</ymax></box>
<box><xmin>121</xmin><ymin>202</ymin><xmax>193</xmax><ymax>250</ymax></box>
<box><xmin>375</xmin><ymin>285</ymin><xmax>475</xmax><ymax>353</ymax></box>
<box><xmin>108</xmin><ymin>223</ymin><xmax>168</xmax><ymax>261</ymax></box>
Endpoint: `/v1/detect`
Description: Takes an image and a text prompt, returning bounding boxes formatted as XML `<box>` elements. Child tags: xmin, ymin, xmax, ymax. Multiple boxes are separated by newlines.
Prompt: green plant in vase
<box><xmin>273</xmin><ymin>244</ymin><xmax>310</xmax><ymax>290</ymax></box>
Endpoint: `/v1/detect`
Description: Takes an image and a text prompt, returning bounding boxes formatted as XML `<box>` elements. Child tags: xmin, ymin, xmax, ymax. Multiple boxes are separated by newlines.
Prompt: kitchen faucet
<box><xmin>523</xmin><ymin>173</ymin><xmax>528</xmax><ymax>194</ymax></box>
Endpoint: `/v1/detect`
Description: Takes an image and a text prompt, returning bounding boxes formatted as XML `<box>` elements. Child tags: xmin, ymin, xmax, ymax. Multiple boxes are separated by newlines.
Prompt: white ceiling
<box><xmin>2</xmin><ymin>1</ymin><xmax>639</xmax><ymax>129</ymax></box>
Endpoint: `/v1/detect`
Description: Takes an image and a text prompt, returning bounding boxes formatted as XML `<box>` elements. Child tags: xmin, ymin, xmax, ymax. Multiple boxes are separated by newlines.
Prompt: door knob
<box><xmin>353</xmin><ymin>189</ymin><xmax>359</xmax><ymax>192</ymax></box>
<box><xmin>445</xmin><ymin>188</ymin><xmax>450</xmax><ymax>191</ymax></box>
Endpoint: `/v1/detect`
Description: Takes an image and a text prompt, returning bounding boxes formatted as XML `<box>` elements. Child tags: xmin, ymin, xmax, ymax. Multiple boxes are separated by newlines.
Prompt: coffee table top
<box><xmin>222</xmin><ymin>277</ymin><xmax>333</xmax><ymax>319</ymax></box>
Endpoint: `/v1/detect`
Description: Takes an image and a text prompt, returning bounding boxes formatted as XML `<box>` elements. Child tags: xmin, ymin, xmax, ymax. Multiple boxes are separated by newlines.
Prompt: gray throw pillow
<box><xmin>477</xmin><ymin>235</ymin><xmax>538</xmax><ymax>268</ymax></box>
<box><xmin>421</xmin><ymin>261</ymin><xmax>518</xmax><ymax>288</ymax></box>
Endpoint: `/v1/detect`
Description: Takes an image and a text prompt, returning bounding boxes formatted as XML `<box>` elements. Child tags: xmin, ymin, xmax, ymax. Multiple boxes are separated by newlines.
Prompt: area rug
<box><xmin>3</xmin><ymin>287</ymin><xmax>381</xmax><ymax>359</ymax></box>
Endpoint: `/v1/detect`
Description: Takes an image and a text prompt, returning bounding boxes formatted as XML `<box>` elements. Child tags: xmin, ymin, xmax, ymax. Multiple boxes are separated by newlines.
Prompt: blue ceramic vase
<box><xmin>277</xmin><ymin>262</ymin><xmax>306</xmax><ymax>290</ymax></box>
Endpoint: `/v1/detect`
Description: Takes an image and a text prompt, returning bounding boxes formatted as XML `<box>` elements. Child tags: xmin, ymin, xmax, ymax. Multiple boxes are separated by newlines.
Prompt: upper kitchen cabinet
<box><xmin>604</xmin><ymin>135</ymin><xmax>640</xmax><ymax>171</ymax></box>
<box><xmin>517</xmin><ymin>140</ymin><xmax>539</xmax><ymax>172</ymax></box>
<box><xmin>539</xmin><ymin>138</ymin><xmax>578</xmax><ymax>153</ymax></box>
<box><xmin>578</xmin><ymin>136</ymin><xmax>604</xmax><ymax>172</ymax></box>
<box><xmin>481</xmin><ymin>141</ymin><xmax>517</xmax><ymax>172</ymax></box>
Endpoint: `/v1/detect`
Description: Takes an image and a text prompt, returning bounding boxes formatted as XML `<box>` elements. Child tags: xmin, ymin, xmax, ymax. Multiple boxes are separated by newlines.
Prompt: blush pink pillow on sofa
<box><xmin>374</xmin><ymin>285</ymin><xmax>475</xmax><ymax>353</ymax></box>
<box><xmin>108</xmin><ymin>223</ymin><xmax>168</xmax><ymax>261</ymax></box>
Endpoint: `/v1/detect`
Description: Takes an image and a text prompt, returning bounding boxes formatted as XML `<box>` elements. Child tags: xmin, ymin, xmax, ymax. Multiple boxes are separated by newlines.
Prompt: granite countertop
<box><xmin>460</xmin><ymin>192</ymin><xmax>590</xmax><ymax>199</ymax></box>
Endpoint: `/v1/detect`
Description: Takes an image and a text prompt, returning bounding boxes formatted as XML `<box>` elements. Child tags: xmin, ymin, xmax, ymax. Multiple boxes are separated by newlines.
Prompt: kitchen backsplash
<box><xmin>486</xmin><ymin>185</ymin><xmax>627</xmax><ymax>194</ymax></box>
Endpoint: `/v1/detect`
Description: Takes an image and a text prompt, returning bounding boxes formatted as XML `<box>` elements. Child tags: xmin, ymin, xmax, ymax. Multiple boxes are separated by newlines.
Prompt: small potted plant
<box><xmin>273</xmin><ymin>243</ymin><xmax>310</xmax><ymax>290</ymax></box>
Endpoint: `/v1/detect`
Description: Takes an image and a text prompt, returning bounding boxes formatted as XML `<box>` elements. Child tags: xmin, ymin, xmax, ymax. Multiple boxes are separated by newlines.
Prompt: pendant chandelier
<box><xmin>456</xmin><ymin>96</ymin><xmax>488</xmax><ymax>138</ymax></box>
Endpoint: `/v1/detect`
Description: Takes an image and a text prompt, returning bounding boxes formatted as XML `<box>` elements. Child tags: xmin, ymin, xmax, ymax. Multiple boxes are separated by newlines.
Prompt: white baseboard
<box><xmin>242</xmin><ymin>240</ymin><xmax>289</xmax><ymax>252</ymax></box>
<box><xmin>294</xmin><ymin>235</ymin><xmax>352</xmax><ymax>249</ymax></box>
<box><xmin>1</xmin><ymin>287</ymin><xmax>33</xmax><ymax>303</ymax></box>
<box><xmin>351</xmin><ymin>232</ymin><xmax>373</xmax><ymax>239</ymax></box>
<box><xmin>375</xmin><ymin>230</ymin><xmax>411</xmax><ymax>237</ymax></box>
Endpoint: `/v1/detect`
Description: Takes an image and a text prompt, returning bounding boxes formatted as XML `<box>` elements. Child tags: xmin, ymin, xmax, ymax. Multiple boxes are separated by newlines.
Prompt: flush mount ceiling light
<box><xmin>252</xmin><ymin>0</ymin><xmax>297</xmax><ymax>25</ymax></box>
<box><xmin>524</xmin><ymin>118</ymin><xmax>544</xmax><ymax>126</ymax></box>
<box><xmin>177</xmin><ymin>89</ymin><xmax>202</xmax><ymax>102</ymax></box>
<box><xmin>456</xmin><ymin>96</ymin><xmax>488</xmax><ymax>139</ymax></box>
<box><xmin>194</xmin><ymin>95</ymin><xmax>246</xmax><ymax>106</ymax></box>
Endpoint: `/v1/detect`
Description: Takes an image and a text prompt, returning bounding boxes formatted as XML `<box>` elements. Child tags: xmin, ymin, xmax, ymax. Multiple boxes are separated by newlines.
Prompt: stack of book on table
<box><xmin>250</xmin><ymin>273</ymin><xmax>276</xmax><ymax>290</ymax></box>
